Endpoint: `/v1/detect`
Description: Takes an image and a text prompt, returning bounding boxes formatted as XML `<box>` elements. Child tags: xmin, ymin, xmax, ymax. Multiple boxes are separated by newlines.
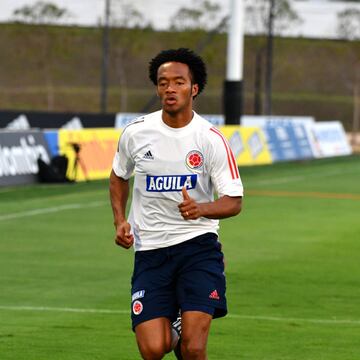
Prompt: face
<box><xmin>156</xmin><ymin>62</ymin><xmax>199</xmax><ymax>115</ymax></box>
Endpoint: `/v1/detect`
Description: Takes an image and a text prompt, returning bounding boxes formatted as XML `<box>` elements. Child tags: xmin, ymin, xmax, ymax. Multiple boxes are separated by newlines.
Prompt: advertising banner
<box><xmin>201</xmin><ymin>114</ymin><xmax>224</xmax><ymax>127</ymax></box>
<box><xmin>58</xmin><ymin>128</ymin><xmax>122</xmax><ymax>181</ymax></box>
<box><xmin>43</xmin><ymin>130</ymin><xmax>59</xmax><ymax>157</ymax></box>
<box><xmin>0</xmin><ymin>130</ymin><xmax>51</xmax><ymax>186</ymax></box>
<box><xmin>311</xmin><ymin>121</ymin><xmax>352</xmax><ymax>157</ymax></box>
<box><xmin>0</xmin><ymin>111</ymin><xmax>116</xmax><ymax>129</ymax></box>
<box><xmin>220</xmin><ymin>126</ymin><xmax>272</xmax><ymax>166</ymax></box>
<box><xmin>241</xmin><ymin>115</ymin><xmax>315</xmax><ymax>127</ymax></box>
<box><xmin>57</xmin><ymin>125</ymin><xmax>271</xmax><ymax>183</ymax></box>
<box><xmin>115</xmin><ymin>113</ymin><xmax>144</xmax><ymax>128</ymax></box>
<box><xmin>262</xmin><ymin>123</ymin><xmax>314</xmax><ymax>161</ymax></box>
<box><xmin>241</xmin><ymin>115</ymin><xmax>315</xmax><ymax>161</ymax></box>
<box><xmin>115</xmin><ymin>113</ymin><xmax>224</xmax><ymax>128</ymax></box>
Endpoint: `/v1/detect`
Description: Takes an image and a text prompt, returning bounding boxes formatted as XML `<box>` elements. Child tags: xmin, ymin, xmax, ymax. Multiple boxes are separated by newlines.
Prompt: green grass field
<box><xmin>1</xmin><ymin>155</ymin><xmax>359</xmax><ymax>360</ymax></box>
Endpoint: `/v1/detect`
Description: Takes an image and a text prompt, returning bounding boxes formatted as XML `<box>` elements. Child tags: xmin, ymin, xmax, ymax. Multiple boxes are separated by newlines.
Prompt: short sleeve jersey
<box><xmin>112</xmin><ymin>110</ymin><xmax>243</xmax><ymax>251</ymax></box>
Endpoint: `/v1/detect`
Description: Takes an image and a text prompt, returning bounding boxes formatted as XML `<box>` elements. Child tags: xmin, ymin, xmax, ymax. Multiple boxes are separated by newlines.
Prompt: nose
<box><xmin>165</xmin><ymin>82</ymin><xmax>176</xmax><ymax>93</ymax></box>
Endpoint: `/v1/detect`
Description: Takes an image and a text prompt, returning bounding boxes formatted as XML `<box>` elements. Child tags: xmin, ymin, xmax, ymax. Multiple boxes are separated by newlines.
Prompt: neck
<box><xmin>162</xmin><ymin>108</ymin><xmax>194</xmax><ymax>128</ymax></box>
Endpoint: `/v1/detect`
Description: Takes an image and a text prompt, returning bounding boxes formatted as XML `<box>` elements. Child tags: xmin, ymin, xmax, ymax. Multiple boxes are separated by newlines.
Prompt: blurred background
<box><xmin>0</xmin><ymin>0</ymin><xmax>359</xmax><ymax>130</ymax></box>
<box><xmin>1</xmin><ymin>0</ymin><xmax>358</xmax><ymax>186</ymax></box>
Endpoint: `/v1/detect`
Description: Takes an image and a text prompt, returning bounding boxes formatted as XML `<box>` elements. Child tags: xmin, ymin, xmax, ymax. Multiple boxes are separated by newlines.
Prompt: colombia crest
<box><xmin>132</xmin><ymin>300</ymin><xmax>143</xmax><ymax>315</ymax></box>
<box><xmin>186</xmin><ymin>150</ymin><xmax>204</xmax><ymax>170</ymax></box>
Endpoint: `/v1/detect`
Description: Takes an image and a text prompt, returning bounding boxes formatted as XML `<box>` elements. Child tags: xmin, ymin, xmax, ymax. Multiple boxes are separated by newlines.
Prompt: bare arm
<box><xmin>109</xmin><ymin>169</ymin><xmax>134</xmax><ymax>249</ymax></box>
<box><xmin>178</xmin><ymin>187</ymin><xmax>242</xmax><ymax>220</ymax></box>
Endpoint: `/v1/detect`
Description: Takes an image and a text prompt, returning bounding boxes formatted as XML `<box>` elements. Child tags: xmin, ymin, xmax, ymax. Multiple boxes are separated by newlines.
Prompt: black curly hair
<box><xmin>149</xmin><ymin>48</ymin><xmax>207</xmax><ymax>98</ymax></box>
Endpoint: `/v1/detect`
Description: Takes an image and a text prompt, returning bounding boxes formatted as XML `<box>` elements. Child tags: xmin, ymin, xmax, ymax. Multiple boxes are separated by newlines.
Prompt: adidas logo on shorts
<box><xmin>209</xmin><ymin>289</ymin><xmax>220</xmax><ymax>300</ymax></box>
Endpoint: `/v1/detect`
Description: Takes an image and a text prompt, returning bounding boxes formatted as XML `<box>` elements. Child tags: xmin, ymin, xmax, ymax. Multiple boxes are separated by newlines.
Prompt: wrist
<box><xmin>113</xmin><ymin>218</ymin><xmax>126</xmax><ymax>227</ymax></box>
<box><xmin>198</xmin><ymin>203</ymin><xmax>208</xmax><ymax>218</ymax></box>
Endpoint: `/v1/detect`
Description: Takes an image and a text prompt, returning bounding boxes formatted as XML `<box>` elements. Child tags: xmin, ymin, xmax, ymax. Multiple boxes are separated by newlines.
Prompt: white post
<box><xmin>226</xmin><ymin>0</ymin><xmax>244</xmax><ymax>81</ymax></box>
<box><xmin>224</xmin><ymin>0</ymin><xmax>245</xmax><ymax>124</ymax></box>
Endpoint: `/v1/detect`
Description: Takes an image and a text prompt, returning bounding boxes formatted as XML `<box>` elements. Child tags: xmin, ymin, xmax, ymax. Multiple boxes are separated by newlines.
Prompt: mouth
<box><xmin>164</xmin><ymin>96</ymin><xmax>177</xmax><ymax>105</ymax></box>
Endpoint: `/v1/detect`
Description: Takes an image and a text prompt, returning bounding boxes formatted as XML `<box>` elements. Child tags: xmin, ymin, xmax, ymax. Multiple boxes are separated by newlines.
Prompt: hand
<box><xmin>178</xmin><ymin>187</ymin><xmax>202</xmax><ymax>220</ymax></box>
<box><xmin>114</xmin><ymin>221</ymin><xmax>134</xmax><ymax>249</ymax></box>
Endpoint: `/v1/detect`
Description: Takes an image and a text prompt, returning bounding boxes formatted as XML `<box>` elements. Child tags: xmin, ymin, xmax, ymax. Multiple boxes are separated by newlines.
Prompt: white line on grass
<box><xmin>0</xmin><ymin>201</ymin><xmax>107</xmax><ymax>221</ymax></box>
<box><xmin>228</xmin><ymin>314</ymin><xmax>360</xmax><ymax>325</ymax></box>
<box><xmin>0</xmin><ymin>305</ymin><xmax>359</xmax><ymax>326</ymax></box>
<box><xmin>0</xmin><ymin>305</ymin><xmax>128</xmax><ymax>315</ymax></box>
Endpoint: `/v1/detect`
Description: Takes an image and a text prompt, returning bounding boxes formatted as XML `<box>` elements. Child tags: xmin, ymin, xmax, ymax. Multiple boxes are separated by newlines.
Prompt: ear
<box><xmin>192</xmin><ymin>84</ymin><xmax>199</xmax><ymax>98</ymax></box>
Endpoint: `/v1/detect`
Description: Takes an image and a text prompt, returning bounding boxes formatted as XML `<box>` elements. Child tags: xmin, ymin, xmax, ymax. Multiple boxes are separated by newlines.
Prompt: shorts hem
<box><xmin>132</xmin><ymin>313</ymin><xmax>175</xmax><ymax>332</ymax></box>
<box><xmin>180</xmin><ymin>301</ymin><xmax>227</xmax><ymax>319</ymax></box>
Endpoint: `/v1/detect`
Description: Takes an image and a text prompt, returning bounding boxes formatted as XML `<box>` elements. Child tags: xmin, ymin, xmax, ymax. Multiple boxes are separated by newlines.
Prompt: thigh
<box><xmin>176</xmin><ymin>234</ymin><xmax>227</xmax><ymax>318</ymax></box>
<box><xmin>181</xmin><ymin>311</ymin><xmax>213</xmax><ymax>357</ymax></box>
<box><xmin>182</xmin><ymin>310</ymin><xmax>212</xmax><ymax>340</ymax></box>
<box><xmin>131</xmin><ymin>248</ymin><xmax>178</xmax><ymax>330</ymax></box>
<box><xmin>135</xmin><ymin>317</ymin><xmax>173</xmax><ymax>358</ymax></box>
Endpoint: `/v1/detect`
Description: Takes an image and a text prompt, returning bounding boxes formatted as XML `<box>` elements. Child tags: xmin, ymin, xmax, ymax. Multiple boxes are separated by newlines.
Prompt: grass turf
<box><xmin>0</xmin><ymin>155</ymin><xmax>359</xmax><ymax>359</ymax></box>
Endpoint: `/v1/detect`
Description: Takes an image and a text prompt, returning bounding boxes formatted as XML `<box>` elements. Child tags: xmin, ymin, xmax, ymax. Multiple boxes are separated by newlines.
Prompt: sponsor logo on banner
<box><xmin>261</xmin><ymin>124</ymin><xmax>314</xmax><ymax>161</ymax></box>
<box><xmin>219</xmin><ymin>126</ymin><xmax>272</xmax><ymax>166</ymax></box>
<box><xmin>241</xmin><ymin>115</ymin><xmax>316</xmax><ymax>161</ymax></box>
<box><xmin>228</xmin><ymin>131</ymin><xmax>244</xmax><ymax>158</ymax></box>
<box><xmin>5</xmin><ymin>114</ymin><xmax>30</xmax><ymax>130</ymax></box>
<box><xmin>61</xmin><ymin>117</ymin><xmax>83</xmax><ymax>129</ymax></box>
<box><xmin>146</xmin><ymin>174</ymin><xmax>197</xmax><ymax>192</ymax></box>
<box><xmin>0</xmin><ymin>131</ymin><xmax>51</xmax><ymax>186</ymax></box>
<box><xmin>311</xmin><ymin>121</ymin><xmax>352</xmax><ymax>157</ymax></box>
<box><xmin>247</xmin><ymin>132</ymin><xmax>264</xmax><ymax>159</ymax></box>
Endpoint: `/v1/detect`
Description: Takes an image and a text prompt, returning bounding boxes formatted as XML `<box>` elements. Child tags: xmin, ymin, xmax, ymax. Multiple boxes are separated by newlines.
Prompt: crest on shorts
<box><xmin>132</xmin><ymin>300</ymin><xmax>143</xmax><ymax>315</ymax></box>
<box><xmin>185</xmin><ymin>150</ymin><xmax>204</xmax><ymax>170</ymax></box>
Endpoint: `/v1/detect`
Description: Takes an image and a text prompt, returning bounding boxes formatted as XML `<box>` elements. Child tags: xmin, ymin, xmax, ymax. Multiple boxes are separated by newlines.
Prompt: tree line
<box><xmin>10</xmin><ymin>0</ymin><xmax>360</xmax><ymax>40</ymax></box>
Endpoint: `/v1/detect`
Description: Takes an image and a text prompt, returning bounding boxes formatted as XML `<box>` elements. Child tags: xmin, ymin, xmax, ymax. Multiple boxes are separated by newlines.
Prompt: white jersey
<box><xmin>112</xmin><ymin>110</ymin><xmax>243</xmax><ymax>251</ymax></box>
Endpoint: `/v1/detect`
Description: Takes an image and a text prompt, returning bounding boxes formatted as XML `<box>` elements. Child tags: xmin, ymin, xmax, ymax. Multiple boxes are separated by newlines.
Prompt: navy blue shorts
<box><xmin>130</xmin><ymin>232</ymin><xmax>227</xmax><ymax>330</ymax></box>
